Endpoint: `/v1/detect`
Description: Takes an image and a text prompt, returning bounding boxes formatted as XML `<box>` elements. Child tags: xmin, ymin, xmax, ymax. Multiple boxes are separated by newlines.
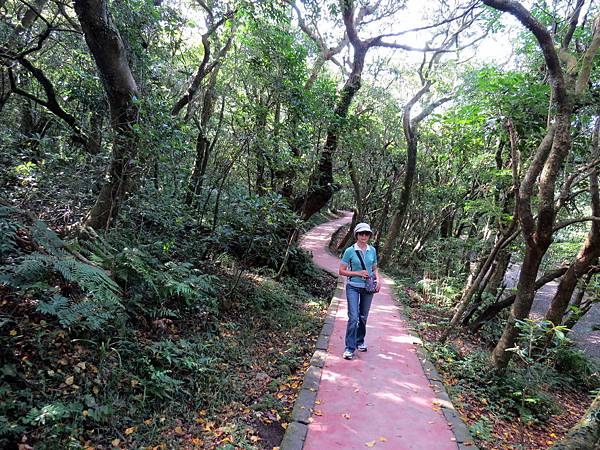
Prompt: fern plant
<box><xmin>0</xmin><ymin>206</ymin><xmax>123</xmax><ymax>331</ymax></box>
<box><xmin>112</xmin><ymin>246</ymin><xmax>219</xmax><ymax>318</ymax></box>
<box><xmin>0</xmin><ymin>206</ymin><xmax>21</xmax><ymax>256</ymax></box>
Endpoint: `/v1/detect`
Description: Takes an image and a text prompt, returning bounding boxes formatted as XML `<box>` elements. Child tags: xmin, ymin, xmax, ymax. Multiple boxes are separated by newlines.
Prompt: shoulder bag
<box><xmin>354</xmin><ymin>249</ymin><xmax>377</xmax><ymax>293</ymax></box>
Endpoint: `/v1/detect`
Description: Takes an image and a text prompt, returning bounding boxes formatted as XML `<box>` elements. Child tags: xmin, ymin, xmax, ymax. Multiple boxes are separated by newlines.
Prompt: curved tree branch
<box><xmin>482</xmin><ymin>0</ymin><xmax>567</xmax><ymax>108</ymax></box>
<box><xmin>561</xmin><ymin>0</ymin><xmax>585</xmax><ymax>50</ymax></box>
<box><xmin>8</xmin><ymin>61</ymin><xmax>86</xmax><ymax>144</ymax></box>
<box><xmin>576</xmin><ymin>15</ymin><xmax>600</xmax><ymax>94</ymax></box>
<box><xmin>171</xmin><ymin>11</ymin><xmax>234</xmax><ymax>117</ymax></box>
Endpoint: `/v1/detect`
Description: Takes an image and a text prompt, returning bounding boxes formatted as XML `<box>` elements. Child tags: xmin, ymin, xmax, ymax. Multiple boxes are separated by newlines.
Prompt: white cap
<box><xmin>354</xmin><ymin>223</ymin><xmax>373</xmax><ymax>236</ymax></box>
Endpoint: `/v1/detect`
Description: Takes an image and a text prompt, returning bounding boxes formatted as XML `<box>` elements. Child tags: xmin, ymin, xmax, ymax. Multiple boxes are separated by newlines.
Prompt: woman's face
<box><xmin>356</xmin><ymin>231</ymin><xmax>371</xmax><ymax>244</ymax></box>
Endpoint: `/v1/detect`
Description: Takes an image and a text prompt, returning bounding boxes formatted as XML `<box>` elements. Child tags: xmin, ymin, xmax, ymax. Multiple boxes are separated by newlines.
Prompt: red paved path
<box><xmin>300</xmin><ymin>213</ymin><xmax>457</xmax><ymax>450</ymax></box>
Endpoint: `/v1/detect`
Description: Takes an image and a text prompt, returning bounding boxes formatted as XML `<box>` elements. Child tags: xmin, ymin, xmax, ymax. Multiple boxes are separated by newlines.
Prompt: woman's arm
<box><xmin>373</xmin><ymin>264</ymin><xmax>381</xmax><ymax>292</ymax></box>
<box><xmin>339</xmin><ymin>263</ymin><xmax>368</xmax><ymax>278</ymax></box>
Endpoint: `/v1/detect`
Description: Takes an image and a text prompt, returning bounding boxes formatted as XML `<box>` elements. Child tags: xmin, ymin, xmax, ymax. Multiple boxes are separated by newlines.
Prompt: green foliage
<box><xmin>462</xmin><ymin>66</ymin><xmax>549</xmax><ymax>136</ymax></box>
<box><xmin>251</xmin><ymin>278</ymin><xmax>293</xmax><ymax>310</ymax></box>
<box><xmin>540</xmin><ymin>226</ymin><xmax>589</xmax><ymax>272</ymax></box>
<box><xmin>112</xmin><ymin>245</ymin><xmax>219</xmax><ymax>319</ymax></box>
<box><xmin>552</xmin><ymin>345</ymin><xmax>599</xmax><ymax>389</ymax></box>
<box><xmin>429</xmin><ymin>344</ymin><xmax>560</xmax><ymax>425</ymax></box>
<box><xmin>211</xmin><ymin>192</ymin><xmax>299</xmax><ymax>268</ymax></box>
<box><xmin>0</xmin><ymin>195</ymin><xmax>332</xmax><ymax>448</ymax></box>
<box><xmin>21</xmin><ymin>402</ymin><xmax>80</xmax><ymax>426</ymax></box>
<box><xmin>415</xmin><ymin>276</ymin><xmax>462</xmax><ymax>309</ymax></box>
<box><xmin>4</xmin><ymin>0</ymin><xmax>600</xmax><ymax>446</ymax></box>
<box><xmin>1</xmin><ymin>258</ymin><xmax>331</xmax><ymax>449</ymax></box>
<box><xmin>468</xmin><ymin>416</ymin><xmax>493</xmax><ymax>441</ymax></box>
<box><xmin>1</xmin><ymin>206</ymin><xmax>123</xmax><ymax>331</ymax></box>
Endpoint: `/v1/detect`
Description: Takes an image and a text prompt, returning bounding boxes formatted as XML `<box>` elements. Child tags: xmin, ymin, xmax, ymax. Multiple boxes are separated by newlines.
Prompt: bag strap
<box><xmin>354</xmin><ymin>249</ymin><xmax>368</xmax><ymax>272</ymax></box>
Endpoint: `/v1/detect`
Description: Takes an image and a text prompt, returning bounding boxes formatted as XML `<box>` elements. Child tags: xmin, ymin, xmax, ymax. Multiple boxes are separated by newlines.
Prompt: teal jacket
<box><xmin>341</xmin><ymin>244</ymin><xmax>378</xmax><ymax>287</ymax></box>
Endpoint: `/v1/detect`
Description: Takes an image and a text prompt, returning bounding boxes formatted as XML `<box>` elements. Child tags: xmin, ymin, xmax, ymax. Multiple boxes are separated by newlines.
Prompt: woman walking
<box><xmin>338</xmin><ymin>223</ymin><xmax>380</xmax><ymax>360</ymax></box>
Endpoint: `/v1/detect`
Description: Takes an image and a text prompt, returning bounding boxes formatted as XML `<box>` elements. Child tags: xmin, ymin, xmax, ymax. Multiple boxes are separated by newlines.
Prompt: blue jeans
<box><xmin>345</xmin><ymin>284</ymin><xmax>374</xmax><ymax>352</ymax></box>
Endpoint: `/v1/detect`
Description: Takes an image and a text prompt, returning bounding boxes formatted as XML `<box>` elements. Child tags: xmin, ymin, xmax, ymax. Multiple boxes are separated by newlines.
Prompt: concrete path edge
<box><xmin>405</xmin><ymin>324</ymin><xmax>479</xmax><ymax>449</ymax></box>
<box><xmin>280</xmin><ymin>278</ymin><xmax>344</xmax><ymax>450</ymax></box>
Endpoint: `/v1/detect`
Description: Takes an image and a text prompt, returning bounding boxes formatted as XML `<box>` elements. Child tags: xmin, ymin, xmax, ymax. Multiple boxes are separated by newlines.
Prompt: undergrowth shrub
<box><xmin>210</xmin><ymin>192</ymin><xmax>299</xmax><ymax>268</ymax></box>
<box><xmin>286</xmin><ymin>246</ymin><xmax>330</xmax><ymax>294</ymax></box>
<box><xmin>415</xmin><ymin>276</ymin><xmax>462</xmax><ymax>309</ymax></box>
<box><xmin>0</xmin><ymin>188</ymin><xmax>335</xmax><ymax>449</ymax></box>
<box><xmin>430</xmin><ymin>344</ymin><xmax>560</xmax><ymax>424</ymax></box>
<box><xmin>1</xmin><ymin>206</ymin><xmax>124</xmax><ymax>331</ymax></box>
<box><xmin>552</xmin><ymin>344</ymin><xmax>599</xmax><ymax>389</ymax></box>
<box><xmin>112</xmin><ymin>245</ymin><xmax>220</xmax><ymax>320</ymax></box>
<box><xmin>251</xmin><ymin>278</ymin><xmax>293</xmax><ymax>310</ymax></box>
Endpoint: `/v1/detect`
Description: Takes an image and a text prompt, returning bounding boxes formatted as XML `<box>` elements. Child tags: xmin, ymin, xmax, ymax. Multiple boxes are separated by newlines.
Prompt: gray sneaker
<box><xmin>357</xmin><ymin>344</ymin><xmax>368</xmax><ymax>352</ymax></box>
<box><xmin>343</xmin><ymin>350</ymin><xmax>354</xmax><ymax>360</ymax></box>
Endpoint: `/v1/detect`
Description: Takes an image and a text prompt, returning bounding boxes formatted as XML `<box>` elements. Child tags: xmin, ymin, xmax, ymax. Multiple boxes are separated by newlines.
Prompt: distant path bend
<box><xmin>504</xmin><ymin>264</ymin><xmax>600</xmax><ymax>362</ymax></box>
<box><xmin>298</xmin><ymin>212</ymin><xmax>470</xmax><ymax>450</ymax></box>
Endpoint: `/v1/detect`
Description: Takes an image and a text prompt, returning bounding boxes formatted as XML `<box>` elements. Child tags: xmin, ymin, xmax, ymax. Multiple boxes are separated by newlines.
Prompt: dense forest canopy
<box><xmin>2</xmin><ymin>0</ymin><xmax>600</xmax><ymax>448</ymax></box>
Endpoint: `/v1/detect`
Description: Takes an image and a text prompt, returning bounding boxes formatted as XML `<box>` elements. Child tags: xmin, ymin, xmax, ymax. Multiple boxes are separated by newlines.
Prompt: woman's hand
<box><xmin>357</xmin><ymin>270</ymin><xmax>369</xmax><ymax>278</ymax></box>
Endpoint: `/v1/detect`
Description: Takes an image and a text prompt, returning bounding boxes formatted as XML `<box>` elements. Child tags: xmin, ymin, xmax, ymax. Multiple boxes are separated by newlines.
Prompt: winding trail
<box><xmin>297</xmin><ymin>213</ymin><xmax>468</xmax><ymax>450</ymax></box>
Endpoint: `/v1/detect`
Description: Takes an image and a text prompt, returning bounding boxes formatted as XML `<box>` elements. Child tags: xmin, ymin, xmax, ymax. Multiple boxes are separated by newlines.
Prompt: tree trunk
<box><xmin>379</xmin><ymin>82</ymin><xmax>433</xmax><ymax>268</ymax></box>
<box><xmin>252</xmin><ymin>102</ymin><xmax>269</xmax><ymax>196</ymax></box>
<box><xmin>336</xmin><ymin>208</ymin><xmax>359</xmax><ymax>252</ymax></box>
<box><xmin>468</xmin><ymin>266</ymin><xmax>568</xmax><ymax>332</ymax></box>
<box><xmin>550</xmin><ymin>393</ymin><xmax>600</xmax><ymax>450</ymax></box>
<box><xmin>440</xmin><ymin>226</ymin><xmax>516</xmax><ymax>341</ymax></box>
<box><xmin>378</xmin><ymin>138</ymin><xmax>416</xmax><ymax>267</ymax></box>
<box><xmin>1</xmin><ymin>0</ymin><xmax>47</xmax><ymax>114</ymax></box>
<box><xmin>297</xmin><ymin>45</ymin><xmax>367</xmax><ymax>220</ymax></box>
<box><xmin>491</xmin><ymin>116</ymin><xmax>572</xmax><ymax>368</ymax></box>
<box><xmin>85</xmin><ymin>111</ymin><xmax>104</xmax><ymax>154</ymax></box>
<box><xmin>186</xmin><ymin>69</ymin><xmax>220</xmax><ymax>205</ymax></box>
<box><xmin>374</xmin><ymin>170</ymin><xmax>400</xmax><ymax>248</ymax></box>
<box><xmin>484</xmin><ymin>0</ymin><xmax>600</xmax><ymax>370</ymax></box>
<box><xmin>563</xmin><ymin>270</ymin><xmax>597</xmax><ymax>330</ymax></box>
<box><xmin>211</xmin><ymin>146</ymin><xmax>245</xmax><ymax>229</ymax></box>
<box><xmin>544</xmin><ymin>117</ymin><xmax>600</xmax><ymax>326</ymax></box>
<box><xmin>187</xmin><ymin>131</ymin><xmax>211</xmax><ymax>203</ymax></box>
<box><xmin>171</xmin><ymin>15</ymin><xmax>233</xmax><ymax>117</ymax></box>
<box><xmin>347</xmin><ymin>155</ymin><xmax>363</xmax><ymax>218</ymax></box>
<box><xmin>544</xmin><ymin>220</ymin><xmax>600</xmax><ymax>328</ymax></box>
<box><xmin>484</xmin><ymin>249</ymin><xmax>511</xmax><ymax>298</ymax></box>
<box><xmin>0</xmin><ymin>69</ymin><xmax>10</xmax><ymax>111</ymax></box>
<box><xmin>491</xmin><ymin>244</ymin><xmax>545</xmax><ymax>367</ymax></box>
<box><xmin>75</xmin><ymin>0</ymin><xmax>140</xmax><ymax>230</ymax></box>
<box><xmin>439</xmin><ymin>206</ymin><xmax>454</xmax><ymax>239</ymax></box>
<box><xmin>461</xmin><ymin>250</ymin><xmax>511</xmax><ymax>325</ymax></box>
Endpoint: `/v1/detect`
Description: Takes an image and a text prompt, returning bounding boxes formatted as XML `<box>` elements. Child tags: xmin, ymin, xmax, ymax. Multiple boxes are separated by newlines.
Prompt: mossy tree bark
<box><xmin>75</xmin><ymin>0</ymin><xmax>140</xmax><ymax>230</ymax></box>
<box><xmin>550</xmin><ymin>393</ymin><xmax>600</xmax><ymax>450</ymax></box>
